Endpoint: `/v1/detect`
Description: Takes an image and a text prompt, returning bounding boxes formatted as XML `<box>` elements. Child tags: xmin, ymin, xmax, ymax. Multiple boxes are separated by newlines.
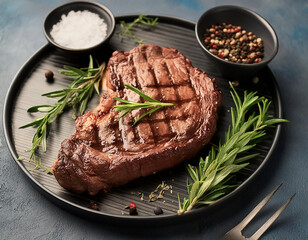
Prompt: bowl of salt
<box><xmin>44</xmin><ymin>1</ymin><xmax>115</xmax><ymax>54</ymax></box>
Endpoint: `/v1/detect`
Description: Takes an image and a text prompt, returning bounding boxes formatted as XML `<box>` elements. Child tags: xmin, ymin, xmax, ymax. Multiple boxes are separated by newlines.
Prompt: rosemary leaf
<box><xmin>19</xmin><ymin>118</ymin><xmax>43</xmax><ymax>129</ymax></box>
<box><xmin>42</xmin><ymin>89</ymin><xmax>68</xmax><ymax>98</ymax></box>
<box><xmin>63</xmin><ymin>65</ymin><xmax>88</xmax><ymax>77</ymax></box>
<box><xmin>27</xmin><ymin>105</ymin><xmax>54</xmax><ymax>113</ymax></box>
<box><xmin>125</xmin><ymin>84</ymin><xmax>160</xmax><ymax>103</ymax></box>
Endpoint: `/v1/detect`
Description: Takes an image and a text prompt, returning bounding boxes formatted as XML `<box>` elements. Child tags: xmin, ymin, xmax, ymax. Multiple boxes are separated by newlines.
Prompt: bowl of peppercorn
<box><xmin>195</xmin><ymin>5</ymin><xmax>278</xmax><ymax>80</ymax></box>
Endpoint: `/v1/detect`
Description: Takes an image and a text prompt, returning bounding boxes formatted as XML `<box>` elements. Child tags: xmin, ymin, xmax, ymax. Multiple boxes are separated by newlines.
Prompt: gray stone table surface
<box><xmin>0</xmin><ymin>0</ymin><xmax>307</xmax><ymax>239</ymax></box>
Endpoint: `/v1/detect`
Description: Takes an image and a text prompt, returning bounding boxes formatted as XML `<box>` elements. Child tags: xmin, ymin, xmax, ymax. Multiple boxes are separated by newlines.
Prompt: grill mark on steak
<box><xmin>163</xmin><ymin>59</ymin><xmax>202</xmax><ymax>139</ymax></box>
<box><xmin>184</xmin><ymin>64</ymin><xmax>199</xmax><ymax>105</ymax></box>
<box><xmin>144</xmin><ymin>54</ymin><xmax>164</xmax><ymax>144</ymax></box>
<box><xmin>130</xmin><ymin>82</ymin><xmax>191</xmax><ymax>88</ymax></box>
<box><xmin>106</xmin><ymin>114</ymin><xmax>192</xmax><ymax>127</ymax></box>
<box><xmin>132</xmin><ymin>51</ymin><xmax>161</xmax><ymax>145</ymax></box>
<box><xmin>160</xmin><ymin>61</ymin><xmax>181</xmax><ymax>139</ymax></box>
<box><xmin>128</xmin><ymin>56</ymin><xmax>141</xmax><ymax>143</ymax></box>
<box><xmin>141</xmin><ymin>51</ymin><xmax>148</xmax><ymax>63</ymax></box>
<box><xmin>52</xmin><ymin>44</ymin><xmax>222</xmax><ymax>195</ymax></box>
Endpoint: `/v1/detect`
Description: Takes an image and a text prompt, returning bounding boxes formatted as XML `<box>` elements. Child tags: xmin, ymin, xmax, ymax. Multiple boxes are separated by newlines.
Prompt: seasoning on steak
<box><xmin>52</xmin><ymin>44</ymin><xmax>222</xmax><ymax>196</ymax></box>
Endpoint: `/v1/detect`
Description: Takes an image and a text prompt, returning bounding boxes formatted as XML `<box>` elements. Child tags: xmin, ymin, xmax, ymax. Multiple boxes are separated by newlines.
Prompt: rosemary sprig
<box><xmin>113</xmin><ymin>84</ymin><xmax>173</xmax><ymax>125</ymax></box>
<box><xmin>118</xmin><ymin>14</ymin><xmax>158</xmax><ymax>45</ymax></box>
<box><xmin>19</xmin><ymin>56</ymin><xmax>105</xmax><ymax>170</ymax></box>
<box><xmin>177</xmin><ymin>82</ymin><xmax>289</xmax><ymax>215</ymax></box>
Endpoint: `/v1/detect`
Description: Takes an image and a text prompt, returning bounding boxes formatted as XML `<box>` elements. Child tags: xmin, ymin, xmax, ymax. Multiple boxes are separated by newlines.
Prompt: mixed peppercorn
<box><xmin>204</xmin><ymin>23</ymin><xmax>264</xmax><ymax>64</ymax></box>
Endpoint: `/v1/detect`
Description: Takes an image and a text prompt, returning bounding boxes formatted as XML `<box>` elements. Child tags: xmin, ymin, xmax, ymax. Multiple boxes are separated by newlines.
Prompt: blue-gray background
<box><xmin>0</xmin><ymin>0</ymin><xmax>307</xmax><ymax>239</ymax></box>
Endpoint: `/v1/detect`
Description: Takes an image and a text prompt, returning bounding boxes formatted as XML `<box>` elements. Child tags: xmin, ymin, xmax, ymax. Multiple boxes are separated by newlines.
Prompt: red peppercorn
<box><xmin>129</xmin><ymin>202</ymin><xmax>136</xmax><ymax>208</ymax></box>
<box><xmin>254</xmin><ymin>58</ymin><xmax>259</xmax><ymax>63</ymax></box>
<box><xmin>235</xmin><ymin>28</ymin><xmax>239</xmax><ymax>33</ymax></box>
<box><xmin>212</xmin><ymin>44</ymin><xmax>217</xmax><ymax>49</ymax></box>
<box><xmin>227</xmin><ymin>29</ymin><xmax>231</xmax><ymax>33</ymax></box>
<box><xmin>228</xmin><ymin>24</ymin><xmax>232</xmax><ymax>27</ymax></box>
<box><xmin>211</xmin><ymin>24</ymin><xmax>215</xmax><ymax>28</ymax></box>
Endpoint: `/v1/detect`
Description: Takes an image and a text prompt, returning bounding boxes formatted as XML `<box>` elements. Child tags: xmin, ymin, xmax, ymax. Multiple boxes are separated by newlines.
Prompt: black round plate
<box><xmin>3</xmin><ymin>15</ymin><xmax>282</xmax><ymax>223</ymax></box>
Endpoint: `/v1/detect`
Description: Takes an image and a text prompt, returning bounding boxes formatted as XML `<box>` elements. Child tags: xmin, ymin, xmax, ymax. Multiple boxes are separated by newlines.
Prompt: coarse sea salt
<box><xmin>50</xmin><ymin>10</ymin><xmax>107</xmax><ymax>49</ymax></box>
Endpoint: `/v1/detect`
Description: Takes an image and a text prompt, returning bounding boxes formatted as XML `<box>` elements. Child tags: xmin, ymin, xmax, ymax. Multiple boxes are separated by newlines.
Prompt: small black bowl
<box><xmin>44</xmin><ymin>1</ymin><xmax>115</xmax><ymax>54</ymax></box>
<box><xmin>195</xmin><ymin>5</ymin><xmax>278</xmax><ymax>80</ymax></box>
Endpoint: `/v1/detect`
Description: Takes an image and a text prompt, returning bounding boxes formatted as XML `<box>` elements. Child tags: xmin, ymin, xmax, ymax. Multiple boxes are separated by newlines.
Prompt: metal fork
<box><xmin>220</xmin><ymin>183</ymin><xmax>296</xmax><ymax>240</ymax></box>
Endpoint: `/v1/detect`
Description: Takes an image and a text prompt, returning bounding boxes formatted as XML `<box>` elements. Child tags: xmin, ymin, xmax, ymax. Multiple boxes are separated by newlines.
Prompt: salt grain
<box><xmin>50</xmin><ymin>10</ymin><xmax>107</xmax><ymax>49</ymax></box>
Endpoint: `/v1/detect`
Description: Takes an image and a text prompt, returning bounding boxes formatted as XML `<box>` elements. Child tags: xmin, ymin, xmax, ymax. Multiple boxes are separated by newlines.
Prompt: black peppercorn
<box><xmin>154</xmin><ymin>206</ymin><xmax>163</xmax><ymax>215</ymax></box>
<box><xmin>45</xmin><ymin>70</ymin><xmax>54</xmax><ymax>82</ymax></box>
<box><xmin>129</xmin><ymin>207</ymin><xmax>137</xmax><ymax>215</ymax></box>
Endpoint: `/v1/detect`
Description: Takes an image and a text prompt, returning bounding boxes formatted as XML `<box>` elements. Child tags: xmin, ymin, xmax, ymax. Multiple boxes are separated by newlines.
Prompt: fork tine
<box><xmin>249</xmin><ymin>193</ymin><xmax>296</xmax><ymax>240</ymax></box>
<box><xmin>236</xmin><ymin>183</ymin><xmax>283</xmax><ymax>230</ymax></box>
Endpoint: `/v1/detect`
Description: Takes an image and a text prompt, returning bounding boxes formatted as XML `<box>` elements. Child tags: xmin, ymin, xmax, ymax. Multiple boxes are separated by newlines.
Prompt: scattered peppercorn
<box><xmin>252</xmin><ymin>76</ymin><xmax>259</xmax><ymax>84</ymax></box>
<box><xmin>45</xmin><ymin>70</ymin><xmax>54</xmax><ymax>82</ymax></box>
<box><xmin>154</xmin><ymin>206</ymin><xmax>163</xmax><ymax>215</ymax></box>
<box><xmin>129</xmin><ymin>201</ymin><xmax>138</xmax><ymax>215</ymax></box>
<box><xmin>204</xmin><ymin>23</ymin><xmax>264</xmax><ymax>64</ymax></box>
<box><xmin>231</xmin><ymin>80</ymin><xmax>240</xmax><ymax>87</ymax></box>
<box><xmin>88</xmin><ymin>201</ymin><xmax>99</xmax><ymax>210</ymax></box>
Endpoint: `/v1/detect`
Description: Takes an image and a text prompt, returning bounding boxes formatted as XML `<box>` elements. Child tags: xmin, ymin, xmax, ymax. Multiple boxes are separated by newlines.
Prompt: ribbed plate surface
<box><xmin>3</xmin><ymin>15</ymin><xmax>282</xmax><ymax>223</ymax></box>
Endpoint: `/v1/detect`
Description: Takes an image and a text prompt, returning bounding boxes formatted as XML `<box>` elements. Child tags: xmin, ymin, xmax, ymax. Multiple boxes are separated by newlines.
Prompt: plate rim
<box><xmin>2</xmin><ymin>14</ymin><xmax>283</xmax><ymax>223</ymax></box>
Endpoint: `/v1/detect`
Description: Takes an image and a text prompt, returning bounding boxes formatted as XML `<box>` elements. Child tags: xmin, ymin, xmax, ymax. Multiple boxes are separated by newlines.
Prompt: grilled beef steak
<box><xmin>52</xmin><ymin>44</ymin><xmax>222</xmax><ymax>195</ymax></box>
